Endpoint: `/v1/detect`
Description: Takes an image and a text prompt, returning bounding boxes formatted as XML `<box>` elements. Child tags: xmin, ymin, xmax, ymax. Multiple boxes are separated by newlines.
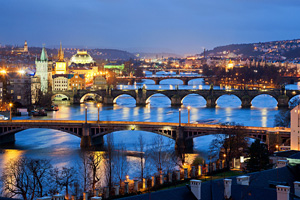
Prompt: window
<box><xmin>17</xmin><ymin>96</ymin><xmax>21</xmax><ymax>100</ymax></box>
<box><xmin>11</xmin><ymin>90</ymin><xmax>14</xmax><ymax>94</ymax></box>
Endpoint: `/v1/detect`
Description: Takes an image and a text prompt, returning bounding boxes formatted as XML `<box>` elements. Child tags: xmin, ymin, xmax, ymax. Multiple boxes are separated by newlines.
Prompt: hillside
<box><xmin>204</xmin><ymin>39</ymin><xmax>300</xmax><ymax>60</ymax></box>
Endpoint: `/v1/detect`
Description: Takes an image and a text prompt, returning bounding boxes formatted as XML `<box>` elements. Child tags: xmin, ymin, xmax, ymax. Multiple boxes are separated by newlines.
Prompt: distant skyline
<box><xmin>1</xmin><ymin>0</ymin><xmax>300</xmax><ymax>55</ymax></box>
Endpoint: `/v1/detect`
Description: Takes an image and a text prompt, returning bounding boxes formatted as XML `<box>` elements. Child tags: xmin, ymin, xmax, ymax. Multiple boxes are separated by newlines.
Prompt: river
<box><xmin>0</xmin><ymin>71</ymin><xmax>299</xmax><ymax>183</ymax></box>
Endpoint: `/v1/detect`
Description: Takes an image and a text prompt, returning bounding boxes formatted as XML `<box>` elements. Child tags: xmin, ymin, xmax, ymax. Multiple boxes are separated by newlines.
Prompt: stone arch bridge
<box><xmin>0</xmin><ymin>120</ymin><xmax>290</xmax><ymax>153</ymax></box>
<box><xmin>53</xmin><ymin>88</ymin><xmax>300</xmax><ymax>108</ymax></box>
<box><xmin>116</xmin><ymin>76</ymin><xmax>207</xmax><ymax>85</ymax></box>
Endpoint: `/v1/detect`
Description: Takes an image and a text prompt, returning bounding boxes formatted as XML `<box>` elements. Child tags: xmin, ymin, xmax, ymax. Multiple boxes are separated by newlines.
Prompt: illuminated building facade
<box><xmin>31</xmin><ymin>76</ymin><xmax>41</xmax><ymax>104</ymax></box>
<box><xmin>291</xmin><ymin>105</ymin><xmax>300</xmax><ymax>150</ymax></box>
<box><xmin>52</xmin><ymin>74</ymin><xmax>68</xmax><ymax>91</ymax></box>
<box><xmin>70</xmin><ymin>50</ymin><xmax>95</xmax><ymax>65</ymax></box>
<box><xmin>68</xmin><ymin>74</ymin><xmax>85</xmax><ymax>90</ymax></box>
<box><xmin>35</xmin><ymin>46</ymin><xmax>49</xmax><ymax>93</ymax></box>
<box><xmin>55</xmin><ymin>43</ymin><xmax>67</xmax><ymax>74</ymax></box>
<box><xmin>92</xmin><ymin>76</ymin><xmax>107</xmax><ymax>90</ymax></box>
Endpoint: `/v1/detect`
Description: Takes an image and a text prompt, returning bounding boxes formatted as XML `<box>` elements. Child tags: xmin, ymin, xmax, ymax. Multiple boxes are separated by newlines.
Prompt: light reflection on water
<box><xmin>0</xmin><ymin>78</ymin><xmax>299</xmax><ymax>180</ymax></box>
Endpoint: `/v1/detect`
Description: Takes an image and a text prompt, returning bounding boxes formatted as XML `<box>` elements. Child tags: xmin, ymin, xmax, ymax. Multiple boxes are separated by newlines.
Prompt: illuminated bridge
<box><xmin>53</xmin><ymin>87</ymin><xmax>300</xmax><ymax>107</ymax></box>
<box><xmin>116</xmin><ymin>75</ymin><xmax>206</xmax><ymax>85</ymax></box>
<box><xmin>0</xmin><ymin>120</ymin><xmax>290</xmax><ymax>152</ymax></box>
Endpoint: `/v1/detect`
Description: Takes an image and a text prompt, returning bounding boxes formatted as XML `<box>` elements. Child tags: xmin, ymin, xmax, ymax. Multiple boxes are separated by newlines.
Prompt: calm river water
<box><xmin>0</xmin><ymin>71</ymin><xmax>299</xmax><ymax>179</ymax></box>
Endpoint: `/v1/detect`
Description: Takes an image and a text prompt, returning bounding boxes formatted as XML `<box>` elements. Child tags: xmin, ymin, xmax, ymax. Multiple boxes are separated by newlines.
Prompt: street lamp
<box><xmin>187</xmin><ymin>106</ymin><xmax>191</xmax><ymax>124</ymax></box>
<box><xmin>85</xmin><ymin>105</ymin><xmax>88</xmax><ymax>124</ymax></box>
<box><xmin>276</xmin><ymin>144</ymin><xmax>279</xmax><ymax>151</ymax></box>
<box><xmin>9</xmin><ymin>103</ymin><xmax>12</xmax><ymax>121</ymax></box>
<box><xmin>97</xmin><ymin>103</ymin><xmax>100</xmax><ymax>122</ymax></box>
<box><xmin>179</xmin><ymin>108</ymin><xmax>181</xmax><ymax>126</ymax></box>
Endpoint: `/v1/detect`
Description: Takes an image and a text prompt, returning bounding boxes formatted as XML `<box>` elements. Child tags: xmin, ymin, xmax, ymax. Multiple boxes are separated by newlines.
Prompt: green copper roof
<box><xmin>40</xmin><ymin>46</ymin><xmax>48</xmax><ymax>61</ymax></box>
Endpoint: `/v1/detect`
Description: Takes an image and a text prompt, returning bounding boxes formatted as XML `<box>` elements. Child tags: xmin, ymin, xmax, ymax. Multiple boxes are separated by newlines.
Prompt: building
<box><xmin>92</xmin><ymin>75</ymin><xmax>107</xmax><ymax>90</ymax></box>
<box><xmin>70</xmin><ymin>50</ymin><xmax>95</xmax><ymax>65</ymax></box>
<box><xmin>52</xmin><ymin>74</ymin><xmax>68</xmax><ymax>91</ymax></box>
<box><xmin>7</xmin><ymin>72</ymin><xmax>31</xmax><ymax>106</ymax></box>
<box><xmin>35</xmin><ymin>46</ymin><xmax>49</xmax><ymax>93</ymax></box>
<box><xmin>68</xmin><ymin>73</ymin><xmax>85</xmax><ymax>90</ymax></box>
<box><xmin>24</xmin><ymin>40</ymin><xmax>28</xmax><ymax>53</ymax></box>
<box><xmin>55</xmin><ymin>43</ymin><xmax>67</xmax><ymax>74</ymax></box>
<box><xmin>291</xmin><ymin>105</ymin><xmax>300</xmax><ymax>150</ymax></box>
<box><xmin>31</xmin><ymin>76</ymin><xmax>41</xmax><ymax>104</ymax></box>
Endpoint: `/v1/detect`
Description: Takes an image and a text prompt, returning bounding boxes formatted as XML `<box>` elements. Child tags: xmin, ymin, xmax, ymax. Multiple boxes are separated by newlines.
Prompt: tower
<box><xmin>23</xmin><ymin>40</ymin><xmax>28</xmax><ymax>53</ymax></box>
<box><xmin>35</xmin><ymin>45</ymin><xmax>49</xmax><ymax>93</ymax></box>
<box><xmin>55</xmin><ymin>42</ymin><xmax>67</xmax><ymax>74</ymax></box>
<box><xmin>58</xmin><ymin>42</ymin><xmax>64</xmax><ymax>62</ymax></box>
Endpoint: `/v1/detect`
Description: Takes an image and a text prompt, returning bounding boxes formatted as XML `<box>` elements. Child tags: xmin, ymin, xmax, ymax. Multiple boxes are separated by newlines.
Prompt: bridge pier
<box><xmin>0</xmin><ymin>133</ymin><xmax>15</xmax><ymax>145</ymax></box>
<box><xmin>183</xmin><ymin>79</ymin><xmax>189</xmax><ymax>85</ymax></box>
<box><xmin>154</xmin><ymin>79</ymin><xmax>160</xmax><ymax>85</ymax></box>
<box><xmin>103</xmin><ymin>96</ymin><xmax>114</xmax><ymax>106</ymax></box>
<box><xmin>91</xmin><ymin>135</ymin><xmax>104</xmax><ymax>148</ymax></box>
<box><xmin>277</xmin><ymin>95</ymin><xmax>289</xmax><ymax>108</ymax></box>
<box><xmin>171</xmin><ymin>95</ymin><xmax>182</xmax><ymax>107</ymax></box>
<box><xmin>175</xmin><ymin>127</ymin><xmax>193</xmax><ymax>154</ymax></box>
<box><xmin>241</xmin><ymin>96</ymin><xmax>252</xmax><ymax>108</ymax></box>
<box><xmin>136</xmin><ymin>97</ymin><xmax>147</xmax><ymax>106</ymax></box>
<box><xmin>80</xmin><ymin>124</ymin><xmax>92</xmax><ymax>148</ymax></box>
<box><xmin>206</xmin><ymin>97</ymin><xmax>216</xmax><ymax>108</ymax></box>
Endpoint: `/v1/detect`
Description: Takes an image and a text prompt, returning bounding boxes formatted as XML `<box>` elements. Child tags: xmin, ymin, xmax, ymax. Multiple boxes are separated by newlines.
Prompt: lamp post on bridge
<box><xmin>97</xmin><ymin>103</ymin><xmax>100</xmax><ymax>122</ymax></box>
<box><xmin>187</xmin><ymin>106</ymin><xmax>191</xmax><ymax>124</ymax></box>
<box><xmin>9</xmin><ymin>103</ymin><xmax>12</xmax><ymax>121</ymax></box>
<box><xmin>85</xmin><ymin>105</ymin><xmax>87</xmax><ymax>124</ymax></box>
<box><xmin>179</xmin><ymin>108</ymin><xmax>181</xmax><ymax>127</ymax></box>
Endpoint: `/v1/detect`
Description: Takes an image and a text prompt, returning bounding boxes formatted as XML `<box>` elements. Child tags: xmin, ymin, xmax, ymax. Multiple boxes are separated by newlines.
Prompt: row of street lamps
<box><xmin>178</xmin><ymin>106</ymin><xmax>191</xmax><ymax>126</ymax></box>
<box><xmin>84</xmin><ymin>104</ymin><xmax>192</xmax><ymax>126</ymax></box>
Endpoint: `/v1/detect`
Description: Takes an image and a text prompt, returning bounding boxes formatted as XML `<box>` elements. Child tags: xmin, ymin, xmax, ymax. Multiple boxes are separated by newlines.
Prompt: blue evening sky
<box><xmin>0</xmin><ymin>0</ymin><xmax>300</xmax><ymax>55</ymax></box>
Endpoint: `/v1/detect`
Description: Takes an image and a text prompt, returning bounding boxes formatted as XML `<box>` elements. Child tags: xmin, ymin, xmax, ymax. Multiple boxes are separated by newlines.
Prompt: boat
<box><xmin>31</xmin><ymin>109</ymin><xmax>47</xmax><ymax>116</ymax></box>
<box><xmin>45</xmin><ymin>105</ymin><xmax>59</xmax><ymax>111</ymax></box>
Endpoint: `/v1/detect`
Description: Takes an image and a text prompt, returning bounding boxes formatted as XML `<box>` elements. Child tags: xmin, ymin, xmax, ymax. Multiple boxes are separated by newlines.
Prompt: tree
<box><xmin>210</xmin><ymin>122</ymin><xmax>249</xmax><ymax>167</ymax></box>
<box><xmin>114</xmin><ymin>143</ymin><xmax>128</xmax><ymax>185</ymax></box>
<box><xmin>274</xmin><ymin>97</ymin><xmax>300</xmax><ymax>127</ymax></box>
<box><xmin>1</xmin><ymin>158</ymin><xmax>52</xmax><ymax>200</ymax></box>
<box><xmin>136</xmin><ymin>134</ymin><xmax>147</xmax><ymax>180</ymax></box>
<box><xmin>51</xmin><ymin>167</ymin><xmax>77</xmax><ymax>199</ymax></box>
<box><xmin>246</xmin><ymin>139</ymin><xmax>272</xmax><ymax>172</ymax></box>
<box><xmin>104</xmin><ymin>134</ymin><xmax>114</xmax><ymax>191</ymax></box>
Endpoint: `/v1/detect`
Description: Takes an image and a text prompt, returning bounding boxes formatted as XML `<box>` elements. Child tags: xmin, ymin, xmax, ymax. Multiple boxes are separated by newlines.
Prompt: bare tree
<box><xmin>51</xmin><ymin>167</ymin><xmax>77</xmax><ymax>199</ymax></box>
<box><xmin>1</xmin><ymin>158</ymin><xmax>52</xmax><ymax>200</ymax></box>
<box><xmin>114</xmin><ymin>143</ymin><xmax>128</xmax><ymax>185</ymax></box>
<box><xmin>27</xmin><ymin>159</ymin><xmax>52</xmax><ymax>197</ymax></box>
<box><xmin>104</xmin><ymin>134</ymin><xmax>115</xmax><ymax>191</ymax></box>
<box><xmin>87</xmin><ymin>151</ymin><xmax>104</xmax><ymax>192</ymax></box>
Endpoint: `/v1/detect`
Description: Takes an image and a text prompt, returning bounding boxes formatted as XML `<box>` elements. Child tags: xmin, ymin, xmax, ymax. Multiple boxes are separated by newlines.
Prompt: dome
<box><xmin>70</xmin><ymin>50</ymin><xmax>95</xmax><ymax>64</ymax></box>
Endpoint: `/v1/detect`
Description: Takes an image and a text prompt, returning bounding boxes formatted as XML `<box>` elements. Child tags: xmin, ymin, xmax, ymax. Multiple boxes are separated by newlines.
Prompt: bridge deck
<box><xmin>0</xmin><ymin>120</ymin><xmax>290</xmax><ymax>133</ymax></box>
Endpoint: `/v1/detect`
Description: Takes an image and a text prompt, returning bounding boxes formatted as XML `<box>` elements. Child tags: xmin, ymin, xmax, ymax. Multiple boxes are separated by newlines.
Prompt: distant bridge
<box><xmin>0</xmin><ymin>120</ymin><xmax>290</xmax><ymax>152</ymax></box>
<box><xmin>53</xmin><ymin>88</ymin><xmax>300</xmax><ymax>108</ymax></box>
<box><xmin>116</xmin><ymin>75</ymin><xmax>206</xmax><ymax>85</ymax></box>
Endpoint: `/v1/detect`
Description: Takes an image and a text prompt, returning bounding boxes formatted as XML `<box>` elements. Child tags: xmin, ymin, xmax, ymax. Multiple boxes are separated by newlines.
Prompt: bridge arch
<box><xmin>159</xmin><ymin>78</ymin><xmax>184</xmax><ymax>85</ymax></box>
<box><xmin>216</xmin><ymin>94</ymin><xmax>242</xmax><ymax>108</ymax></box>
<box><xmin>146</xmin><ymin>93</ymin><xmax>172</xmax><ymax>105</ymax></box>
<box><xmin>187</xmin><ymin>78</ymin><xmax>204</xmax><ymax>85</ymax></box>
<box><xmin>181</xmin><ymin>93</ymin><xmax>206</xmax><ymax>107</ymax></box>
<box><xmin>113</xmin><ymin>94</ymin><xmax>136</xmax><ymax>105</ymax></box>
<box><xmin>100</xmin><ymin>129</ymin><xmax>175</xmax><ymax>141</ymax></box>
<box><xmin>80</xmin><ymin>93</ymin><xmax>102</xmax><ymax>103</ymax></box>
<box><xmin>51</xmin><ymin>93</ymin><xmax>70</xmax><ymax>101</ymax></box>
<box><xmin>251</xmin><ymin>94</ymin><xmax>278</xmax><ymax>108</ymax></box>
<box><xmin>288</xmin><ymin>94</ymin><xmax>300</xmax><ymax>108</ymax></box>
<box><xmin>141</xmin><ymin>79</ymin><xmax>155</xmax><ymax>85</ymax></box>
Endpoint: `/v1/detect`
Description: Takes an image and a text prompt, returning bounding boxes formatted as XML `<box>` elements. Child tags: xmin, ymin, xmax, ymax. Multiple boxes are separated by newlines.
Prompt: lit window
<box><xmin>17</xmin><ymin>96</ymin><xmax>21</xmax><ymax>100</ymax></box>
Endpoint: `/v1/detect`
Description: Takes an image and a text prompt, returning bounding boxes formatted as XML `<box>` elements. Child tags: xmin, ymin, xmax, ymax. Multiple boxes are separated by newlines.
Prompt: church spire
<box><xmin>58</xmin><ymin>42</ymin><xmax>64</xmax><ymax>62</ymax></box>
<box><xmin>40</xmin><ymin>44</ymin><xmax>48</xmax><ymax>62</ymax></box>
